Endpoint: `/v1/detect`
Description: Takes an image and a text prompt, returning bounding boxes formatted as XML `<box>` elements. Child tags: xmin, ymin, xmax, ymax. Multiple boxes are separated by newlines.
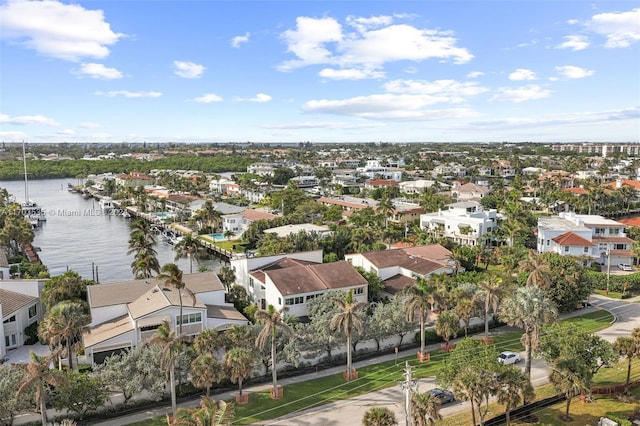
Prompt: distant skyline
<box><xmin>0</xmin><ymin>1</ymin><xmax>638</xmax><ymax>144</ymax></box>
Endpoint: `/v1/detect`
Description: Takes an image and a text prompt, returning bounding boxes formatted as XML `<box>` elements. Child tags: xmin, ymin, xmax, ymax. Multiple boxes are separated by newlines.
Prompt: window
<box><xmin>5</xmin><ymin>334</ymin><xmax>16</xmax><ymax>347</ymax></box>
<box><xmin>610</xmin><ymin>228</ymin><xmax>620</xmax><ymax>236</ymax></box>
<box><xmin>594</xmin><ymin>227</ymin><xmax>605</xmax><ymax>236</ymax></box>
<box><xmin>306</xmin><ymin>294</ymin><xmax>318</xmax><ymax>302</ymax></box>
<box><xmin>177</xmin><ymin>313</ymin><xmax>202</xmax><ymax>325</ymax></box>
<box><xmin>278</xmin><ymin>297</ymin><xmax>282</xmax><ymax>305</ymax></box>
<box><xmin>564</xmin><ymin>246</ymin><xmax>570</xmax><ymax>253</ymax></box>
<box><xmin>285</xmin><ymin>296</ymin><xmax>304</xmax><ymax>305</ymax></box>
<box><xmin>28</xmin><ymin>304</ymin><xmax>37</xmax><ymax>319</ymax></box>
<box><xmin>584</xmin><ymin>247</ymin><xmax>589</xmax><ymax>254</ymax></box>
<box><xmin>3</xmin><ymin>315</ymin><xmax>15</xmax><ymax>324</ymax></box>
<box><xmin>249</xmin><ymin>277</ymin><xmax>254</xmax><ymax>288</ymax></box>
<box><xmin>354</xmin><ymin>287</ymin><xmax>364</xmax><ymax>295</ymax></box>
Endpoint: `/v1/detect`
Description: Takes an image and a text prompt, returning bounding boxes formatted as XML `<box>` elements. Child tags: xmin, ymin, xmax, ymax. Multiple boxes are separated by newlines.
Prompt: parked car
<box><xmin>497</xmin><ymin>351</ymin><xmax>521</xmax><ymax>365</ymax></box>
<box><xmin>618</xmin><ymin>263</ymin><xmax>633</xmax><ymax>271</ymax></box>
<box><xmin>429</xmin><ymin>388</ymin><xmax>455</xmax><ymax>404</ymax></box>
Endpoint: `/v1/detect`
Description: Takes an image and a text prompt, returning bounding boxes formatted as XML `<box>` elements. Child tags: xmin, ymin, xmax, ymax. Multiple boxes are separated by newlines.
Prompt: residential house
<box><xmin>247</xmin><ymin>258</ymin><xmax>368</xmax><ymax>317</ymax></box>
<box><xmin>345</xmin><ymin>244</ymin><xmax>453</xmax><ymax>298</ymax></box>
<box><xmin>399</xmin><ymin>180</ymin><xmax>449</xmax><ymax>195</ymax></box>
<box><xmin>357</xmin><ymin>160</ymin><xmax>403</xmax><ymax>182</ymax></box>
<box><xmin>364</xmin><ymin>179</ymin><xmax>399</xmax><ymax>191</ymax></box>
<box><xmin>264</xmin><ymin>223</ymin><xmax>332</xmax><ymax>239</ymax></box>
<box><xmin>493</xmin><ymin>160</ymin><xmax>515</xmax><ymax>178</ymax></box>
<box><xmin>221</xmin><ymin>209</ymin><xmax>278</xmax><ymax>238</ymax></box>
<box><xmin>247</xmin><ymin>163</ymin><xmax>277</xmax><ymax>176</ymax></box>
<box><xmin>0</xmin><ymin>279</ymin><xmax>46</xmax><ymax>356</ymax></box>
<box><xmin>420</xmin><ymin>201</ymin><xmax>498</xmax><ymax>247</ymax></box>
<box><xmin>83</xmin><ymin>272</ymin><xmax>247</xmax><ymax>365</ymax></box>
<box><xmin>432</xmin><ymin>163</ymin><xmax>467</xmax><ymax>178</ymax></box>
<box><xmin>115</xmin><ymin>171</ymin><xmax>152</xmax><ymax>188</ymax></box>
<box><xmin>0</xmin><ymin>249</ymin><xmax>10</xmax><ymax>280</ymax></box>
<box><xmin>537</xmin><ymin>212</ymin><xmax>635</xmax><ymax>266</ymax></box>
<box><xmin>451</xmin><ymin>182</ymin><xmax>490</xmax><ymax>201</ymax></box>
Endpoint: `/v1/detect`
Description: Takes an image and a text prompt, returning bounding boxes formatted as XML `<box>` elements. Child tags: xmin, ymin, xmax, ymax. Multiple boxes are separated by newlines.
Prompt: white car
<box><xmin>618</xmin><ymin>263</ymin><xmax>633</xmax><ymax>271</ymax></box>
<box><xmin>497</xmin><ymin>351</ymin><xmax>521</xmax><ymax>365</ymax></box>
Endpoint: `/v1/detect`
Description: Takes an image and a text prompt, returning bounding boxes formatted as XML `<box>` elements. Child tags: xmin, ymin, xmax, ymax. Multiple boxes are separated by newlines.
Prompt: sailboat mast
<box><xmin>23</xmin><ymin>141</ymin><xmax>29</xmax><ymax>203</ymax></box>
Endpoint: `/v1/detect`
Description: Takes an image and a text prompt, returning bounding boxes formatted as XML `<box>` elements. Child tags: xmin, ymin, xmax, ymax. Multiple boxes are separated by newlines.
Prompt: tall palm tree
<box><xmin>224</xmin><ymin>347</ymin><xmax>254</xmax><ymax>399</ymax></box>
<box><xmin>254</xmin><ymin>305</ymin><xmax>294</xmax><ymax>396</ymax></box>
<box><xmin>158</xmin><ymin>263</ymin><xmax>195</xmax><ymax>335</ymax></box>
<box><xmin>398</xmin><ymin>277</ymin><xmax>442</xmax><ymax>356</ymax></box>
<box><xmin>127</xmin><ymin>217</ymin><xmax>160</xmax><ymax>279</ymax></box>
<box><xmin>174</xmin><ymin>233</ymin><xmax>200</xmax><ymax>274</ymax></box>
<box><xmin>499</xmin><ymin>285</ymin><xmax>558</xmax><ymax>379</ymax></box>
<box><xmin>496</xmin><ymin>367</ymin><xmax>534</xmax><ymax>426</ymax></box>
<box><xmin>171</xmin><ymin>397</ymin><xmax>234</xmax><ymax>426</ymax></box>
<box><xmin>330</xmin><ymin>290</ymin><xmax>368</xmax><ymax>380</ymax></box>
<box><xmin>410</xmin><ymin>391</ymin><xmax>442</xmax><ymax>426</ymax></box>
<box><xmin>519</xmin><ymin>250</ymin><xmax>551</xmax><ymax>288</ymax></box>
<box><xmin>190</xmin><ymin>353</ymin><xmax>225</xmax><ymax>397</ymax></box>
<box><xmin>455</xmin><ymin>297</ymin><xmax>475</xmax><ymax>337</ymax></box>
<box><xmin>149</xmin><ymin>319</ymin><xmax>191</xmax><ymax>416</ymax></box>
<box><xmin>473</xmin><ymin>275</ymin><xmax>508</xmax><ymax>341</ymax></box>
<box><xmin>435</xmin><ymin>310</ymin><xmax>460</xmax><ymax>350</ymax></box>
<box><xmin>37</xmin><ymin>301</ymin><xmax>90</xmax><ymax>371</ymax></box>
<box><xmin>376</xmin><ymin>195</ymin><xmax>394</xmax><ymax>229</ymax></box>
<box><xmin>16</xmin><ymin>352</ymin><xmax>66</xmax><ymax>426</ymax></box>
<box><xmin>614</xmin><ymin>329</ymin><xmax>640</xmax><ymax>394</ymax></box>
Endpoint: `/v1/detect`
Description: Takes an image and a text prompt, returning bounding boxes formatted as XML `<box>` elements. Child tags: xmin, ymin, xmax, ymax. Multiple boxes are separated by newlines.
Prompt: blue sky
<box><xmin>1</xmin><ymin>0</ymin><xmax>638</xmax><ymax>144</ymax></box>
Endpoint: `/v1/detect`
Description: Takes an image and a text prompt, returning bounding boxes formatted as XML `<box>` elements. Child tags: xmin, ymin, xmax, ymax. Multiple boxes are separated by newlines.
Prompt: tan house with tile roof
<box><xmin>0</xmin><ymin>279</ymin><xmax>46</xmax><ymax>358</ymax></box>
<box><xmin>221</xmin><ymin>209</ymin><xmax>278</xmax><ymax>238</ymax></box>
<box><xmin>83</xmin><ymin>272</ymin><xmax>247</xmax><ymax>364</ymax></box>
<box><xmin>345</xmin><ymin>244</ymin><xmax>454</xmax><ymax>297</ymax></box>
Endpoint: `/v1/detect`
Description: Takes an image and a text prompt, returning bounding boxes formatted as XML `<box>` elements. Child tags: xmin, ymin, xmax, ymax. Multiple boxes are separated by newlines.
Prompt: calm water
<box><xmin>0</xmin><ymin>178</ymin><xmax>223</xmax><ymax>283</ymax></box>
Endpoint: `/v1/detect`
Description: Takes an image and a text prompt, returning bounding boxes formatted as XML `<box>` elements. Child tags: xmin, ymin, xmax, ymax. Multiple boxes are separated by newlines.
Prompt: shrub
<box><xmin>605</xmin><ymin>414</ymin><xmax>632</xmax><ymax>426</ymax></box>
<box><xmin>23</xmin><ymin>321</ymin><xmax>39</xmax><ymax>345</ymax></box>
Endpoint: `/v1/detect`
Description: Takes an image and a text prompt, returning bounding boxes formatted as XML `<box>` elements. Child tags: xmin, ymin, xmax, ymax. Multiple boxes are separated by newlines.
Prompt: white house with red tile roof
<box><xmin>537</xmin><ymin>212</ymin><xmax>635</xmax><ymax>266</ymax></box>
<box><xmin>420</xmin><ymin>201</ymin><xmax>499</xmax><ymax>247</ymax></box>
<box><xmin>221</xmin><ymin>208</ymin><xmax>278</xmax><ymax>238</ymax></box>
<box><xmin>345</xmin><ymin>244</ymin><xmax>454</xmax><ymax>297</ymax></box>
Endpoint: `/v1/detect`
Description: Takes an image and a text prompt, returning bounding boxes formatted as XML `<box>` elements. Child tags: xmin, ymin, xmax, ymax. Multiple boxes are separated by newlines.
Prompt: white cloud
<box><xmin>508</xmin><ymin>68</ymin><xmax>537</xmax><ymax>81</ymax></box>
<box><xmin>263</xmin><ymin>121</ymin><xmax>385</xmax><ymax>130</ymax></box>
<box><xmin>556</xmin><ymin>35</ymin><xmax>590</xmax><ymax>51</ymax></box>
<box><xmin>79</xmin><ymin>122</ymin><xmax>101</xmax><ymax>129</ymax></box>
<box><xmin>587</xmin><ymin>8</ymin><xmax>640</xmax><ymax>48</ymax></box>
<box><xmin>0</xmin><ymin>131</ymin><xmax>27</xmax><ymax>140</ymax></box>
<box><xmin>346</xmin><ymin>15</ymin><xmax>393</xmax><ymax>33</ymax></box>
<box><xmin>56</xmin><ymin>129</ymin><xmax>75</xmax><ymax>136</ymax></box>
<box><xmin>279</xmin><ymin>16</ymin><xmax>472</xmax><ymax>71</ymax></box>
<box><xmin>489</xmin><ymin>85</ymin><xmax>552</xmax><ymax>103</ymax></box>
<box><xmin>95</xmin><ymin>91</ymin><xmax>162</xmax><ymax>98</ymax></box>
<box><xmin>0</xmin><ymin>114</ymin><xmax>59</xmax><ymax>126</ymax></box>
<box><xmin>383</xmin><ymin>79</ymin><xmax>489</xmax><ymax>102</ymax></box>
<box><xmin>78</xmin><ymin>63</ymin><xmax>123</xmax><ymax>79</ymax></box>
<box><xmin>319</xmin><ymin>68</ymin><xmax>385</xmax><ymax>80</ymax></box>
<box><xmin>467</xmin><ymin>71</ymin><xmax>484</xmax><ymax>78</ymax></box>
<box><xmin>555</xmin><ymin>65</ymin><xmax>595</xmax><ymax>79</ymax></box>
<box><xmin>248</xmin><ymin>93</ymin><xmax>272</xmax><ymax>103</ymax></box>
<box><xmin>0</xmin><ymin>0</ymin><xmax>124</xmax><ymax>61</ymax></box>
<box><xmin>231</xmin><ymin>32</ymin><xmax>250</xmax><ymax>48</ymax></box>
<box><xmin>173</xmin><ymin>61</ymin><xmax>205</xmax><ymax>79</ymax></box>
<box><xmin>567</xmin><ymin>19</ymin><xmax>580</xmax><ymax>25</ymax></box>
<box><xmin>194</xmin><ymin>93</ymin><xmax>224</xmax><ymax>103</ymax></box>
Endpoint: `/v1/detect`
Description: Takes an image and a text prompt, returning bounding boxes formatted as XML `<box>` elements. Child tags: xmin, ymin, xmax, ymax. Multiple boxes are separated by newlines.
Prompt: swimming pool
<box><xmin>154</xmin><ymin>212</ymin><xmax>172</xmax><ymax>219</ymax></box>
<box><xmin>210</xmin><ymin>233</ymin><xmax>226</xmax><ymax>241</ymax></box>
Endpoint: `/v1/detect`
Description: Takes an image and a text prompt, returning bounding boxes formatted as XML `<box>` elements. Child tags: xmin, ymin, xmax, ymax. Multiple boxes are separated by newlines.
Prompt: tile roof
<box><xmin>592</xmin><ymin>236</ymin><xmax>635</xmax><ymax>244</ymax></box>
<box><xmin>88</xmin><ymin>272</ymin><xmax>224</xmax><ymax>308</ymax></box>
<box><xmin>0</xmin><ymin>288</ymin><xmax>37</xmax><ymax>317</ymax></box>
<box><xmin>127</xmin><ymin>284</ymin><xmax>205</xmax><ymax>319</ymax></box>
<box><xmin>206</xmin><ymin>305</ymin><xmax>247</xmax><ymax>321</ymax></box>
<box><xmin>241</xmin><ymin>209</ymin><xmax>278</xmax><ymax>221</ymax></box>
<box><xmin>265</xmin><ymin>261</ymin><xmax>367</xmax><ymax>296</ymax></box>
<box><xmin>383</xmin><ymin>274</ymin><xmax>415</xmax><ymax>295</ymax></box>
<box><xmin>82</xmin><ymin>314</ymin><xmax>133</xmax><ymax>349</ymax></box>
<box><xmin>0</xmin><ymin>248</ymin><xmax>8</xmax><ymax>268</ymax></box>
<box><xmin>359</xmin><ymin>244</ymin><xmax>452</xmax><ymax>269</ymax></box>
<box><xmin>551</xmin><ymin>232</ymin><xmax>596</xmax><ymax>246</ymax></box>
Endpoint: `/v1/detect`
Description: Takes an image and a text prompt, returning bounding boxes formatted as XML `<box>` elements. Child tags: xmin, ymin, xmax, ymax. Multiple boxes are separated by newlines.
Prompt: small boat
<box><xmin>122</xmin><ymin>210</ymin><xmax>132</xmax><ymax>219</ymax></box>
<box><xmin>99</xmin><ymin>197</ymin><xmax>114</xmax><ymax>210</ymax></box>
<box><xmin>21</xmin><ymin>142</ymin><xmax>46</xmax><ymax>223</ymax></box>
<box><xmin>82</xmin><ymin>190</ymin><xmax>92</xmax><ymax>199</ymax></box>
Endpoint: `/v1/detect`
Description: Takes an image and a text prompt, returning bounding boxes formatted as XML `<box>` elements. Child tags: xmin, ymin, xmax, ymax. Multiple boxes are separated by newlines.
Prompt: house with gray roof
<box><xmin>0</xmin><ymin>279</ymin><xmax>46</xmax><ymax>359</ymax></box>
<box><xmin>83</xmin><ymin>272</ymin><xmax>247</xmax><ymax>364</ymax></box>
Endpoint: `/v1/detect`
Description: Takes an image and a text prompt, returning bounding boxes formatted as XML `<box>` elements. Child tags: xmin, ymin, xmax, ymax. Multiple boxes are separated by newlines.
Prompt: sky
<box><xmin>0</xmin><ymin>0</ymin><xmax>639</xmax><ymax>144</ymax></box>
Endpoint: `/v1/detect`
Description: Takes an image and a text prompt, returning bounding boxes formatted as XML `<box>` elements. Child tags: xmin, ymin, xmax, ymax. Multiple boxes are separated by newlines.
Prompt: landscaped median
<box><xmin>127</xmin><ymin>310</ymin><xmax>616</xmax><ymax>426</ymax></box>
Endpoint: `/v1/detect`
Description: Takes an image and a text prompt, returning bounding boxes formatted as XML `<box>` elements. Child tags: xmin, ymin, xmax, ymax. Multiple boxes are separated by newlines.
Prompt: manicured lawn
<box><xmin>128</xmin><ymin>310</ymin><xmax>617</xmax><ymax>425</ymax></box>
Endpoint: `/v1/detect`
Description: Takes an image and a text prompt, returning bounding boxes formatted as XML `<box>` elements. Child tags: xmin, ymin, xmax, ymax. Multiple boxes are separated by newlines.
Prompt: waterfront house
<box><xmin>451</xmin><ymin>182</ymin><xmax>490</xmax><ymax>201</ymax></box>
<box><xmin>537</xmin><ymin>212</ymin><xmax>635</xmax><ymax>266</ymax></box>
<box><xmin>221</xmin><ymin>209</ymin><xmax>278</xmax><ymax>238</ymax></box>
<box><xmin>82</xmin><ymin>272</ymin><xmax>247</xmax><ymax>365</ymax></box>
<box><xmin>264</xmin><ymin>223</ymin><xmax>332</xmax><ymax>239</ymax></box>
<box><xmin>115</xmin><ymin>171</ymin><xmax>152</xmax><ymax>188</ymax></box>
<box><xmin>345</xmin><ymin>244</ymin><xmax>453</xmax><ymax>298</ymax></box>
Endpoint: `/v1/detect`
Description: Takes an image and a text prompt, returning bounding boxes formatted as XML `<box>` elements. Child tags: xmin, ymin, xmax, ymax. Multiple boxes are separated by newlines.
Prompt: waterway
<box><xmin>0</xmin><ymin>178</ymin><xmax>223</xmax><ymax>283</ymax></box>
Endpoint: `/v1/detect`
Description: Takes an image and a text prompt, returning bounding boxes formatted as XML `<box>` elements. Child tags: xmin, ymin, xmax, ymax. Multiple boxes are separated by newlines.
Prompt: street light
<box><xmin>606</xmin><ymin>245</ymin><xmax>611</xmax><ymax>296</ymax></box>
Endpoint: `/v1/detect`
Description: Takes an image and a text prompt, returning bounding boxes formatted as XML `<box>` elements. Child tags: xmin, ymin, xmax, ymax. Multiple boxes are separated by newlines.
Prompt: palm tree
<box><xmin>362</xmin><ymin>406</ymin><xmax>397</xmax><ymax>426</ymax></box>
<box><xmin>455</xmin><ymin>297</ymin><xmax>475</xmax><ymax>337</ymax></box>
<box><xmin>519</xmin><ymin>250</ymin><xmax>551</xmax><ymax>288</ymax></box>
<box><xmin>376</xmin><ymin>195</ymin><xmax>394</xmax><ymax>229</ymax></box>
<box><xmin>473</xmin><ymin>275</ymin><xmax>507</xmax><ymax>341</ymax></box>
<box><xmin>549</xmin><ymin>358</ymin><xmax>591</xmax><ymax>421</ymax></box>
<box><xmin>127</xmin><ymin>217</ymin><xmax>160</xmax><ymax>279</ymax></box>
<box><xmin>158</xmin><ymin>263</ymin><xmax>195</xmax><ymax>335</ymax></box>
<box><xmin>38</xmin><ymin>301</ymin><xmax>90</xmax><ymax>371</ymax></box>
<box><xmin>224</xmin><ymin>347</ymin><xmax>254</xmax><ymax>400</ymax></box>
<box><xmin>435</xmin><ymin>310</ymin><xmax>460</xmax><ymax>351</ymax></box>
<box><xmin>171</xmin><ymin>397</ymin><xmax>234</xmax><ymax>426</ymax></box>
<box><xmin>149</xmin><ymin>319</ymin><xmax>191</xmax><ymax>416</ymax></box>
<box><xmin>499</xmin><ymin>285</ymin><xmax>558</xmax><ymax>379</ymax></box>
<box><xmin>191</xmin><ymin>353</ymin><xmax>225</xmax><ymax>397</ymax></box>
<box><xmin>174</xmin><ymin>233</ymin><xmax>200</xmax><ymax>274</ymax></box>
<box><xmin>16</xmin><ymin>352</ymin><xmax>66</xmax><ymax>426</ymax></box>
<box><xmin>330</xmin><ymin>290</ymin><xmax>368</xmax><ymax>380</ymax></box>
<box><xmin>410</xmin><ymin>391</ymin><xmax>442</xmax><ymax>426</ymax></box>
<box><xmin>131</xmin><ymin>251</ymin><xmax>161</xmax><ymax>280</ymax></box>
<box><xmin>496</xmin><ymin>367</ymin><xmax>534</xmax><ymax>426</ymax></box>
<box><xmin>614</xmin><ymin>330</ymin><xmax>640</xmax><ymax>394</ymax></box>
<box><xmin>254</xmin><ymin>305</ymin><xmax>294</xmax><ymax>397</ymax></box>
<box><xmin>398</xmin><ymin>277</ymin><xmax>442</xmax><ymax>356</ymax></box>
<box><xmin>217</xmin><ymin>265</ymin><xmax>236</xmax><ymax>293</ymax></box>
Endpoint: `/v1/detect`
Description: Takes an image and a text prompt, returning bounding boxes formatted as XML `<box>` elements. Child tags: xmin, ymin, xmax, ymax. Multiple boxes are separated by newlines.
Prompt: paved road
<box><xmin>12</xmin><ymin>295</ymin><xmax>640</xmax><ymax>426</ymax></box>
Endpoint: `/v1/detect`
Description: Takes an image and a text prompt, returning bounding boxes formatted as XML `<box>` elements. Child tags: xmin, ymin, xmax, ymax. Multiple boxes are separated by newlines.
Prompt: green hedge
<box><xmin>583</xmin><ymin>270</ymin><xmax>640</xmax><ymax>293</ymax></box>
<box><xmin>605</xmin><ymin>414</ymin><xmax>632</xmax><ymax>426</ymax></box>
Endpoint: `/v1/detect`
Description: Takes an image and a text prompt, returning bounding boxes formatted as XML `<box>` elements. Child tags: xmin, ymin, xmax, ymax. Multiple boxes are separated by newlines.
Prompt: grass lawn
<box><xmin>197</xmin><ymin>235</ymin><xmax>247</xmax><ymax>252</ymax></box>
<box><xmin>128</xmin><ymin>310</ymin><xmax>617</xmax><ymax>426</ymax></box>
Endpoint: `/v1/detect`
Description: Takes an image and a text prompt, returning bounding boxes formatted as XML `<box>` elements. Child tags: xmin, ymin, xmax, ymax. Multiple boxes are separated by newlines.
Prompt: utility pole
<box><xmin>401</xmin><ymin>361</ymin><xmax>417</xmax><ymax>426</ymax></box>
<box><xmin>606</xmin><ymin>245</ymin><xmax>611</xmax><ymax>296</ymax></box>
